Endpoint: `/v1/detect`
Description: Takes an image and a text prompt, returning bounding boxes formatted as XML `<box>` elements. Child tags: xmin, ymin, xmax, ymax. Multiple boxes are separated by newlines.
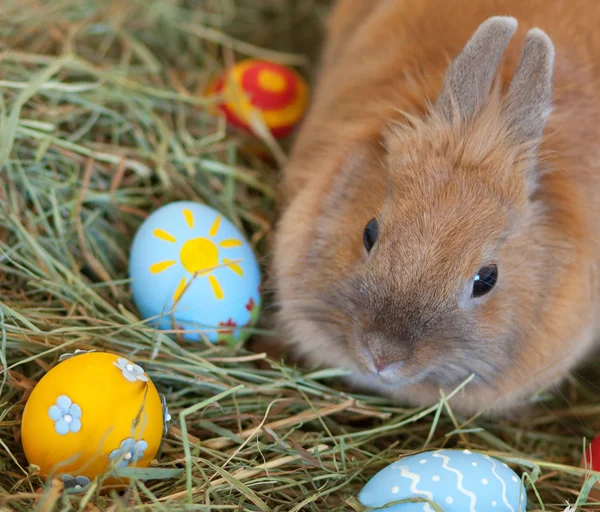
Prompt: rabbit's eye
<box><xmin>472</xmin><ymin>264</ymin><xmax>498</xmax><ymax>298</ymax></box>
<box><xmin>363</xmin><ymin>218</ymin><xmax>379</xmax><ymax>252</ymax></box>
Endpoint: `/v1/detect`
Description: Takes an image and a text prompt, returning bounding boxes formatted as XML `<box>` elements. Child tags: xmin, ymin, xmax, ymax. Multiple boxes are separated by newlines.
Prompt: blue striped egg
<box><xmin>129</xmin><ymin>201</ymin><xmax>261</xmax><ymax>343</ymax></box>
<box><xmin>358</xmin><ymin>449</ymin><xmax>526</xmax><ymax>512</ymax></box>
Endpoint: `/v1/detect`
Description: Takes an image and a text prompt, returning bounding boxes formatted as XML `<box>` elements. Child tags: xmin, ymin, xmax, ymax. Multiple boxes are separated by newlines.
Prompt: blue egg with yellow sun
<box><xmin>129</xmin><ymin>201</ymin><xmax>261</xmax><ymax>343</ymax></box>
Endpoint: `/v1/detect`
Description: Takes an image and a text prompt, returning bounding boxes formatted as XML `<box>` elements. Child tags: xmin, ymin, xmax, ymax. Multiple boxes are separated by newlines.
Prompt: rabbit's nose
<box><xmin>373</xmin><ymin>358</ymin><xmax>388</xmax><ymax>373</ymax></box>
<box><xmin>364</xmin><ymin>347</ymin><xmax>405</xmax><ymax>375</ymax></box>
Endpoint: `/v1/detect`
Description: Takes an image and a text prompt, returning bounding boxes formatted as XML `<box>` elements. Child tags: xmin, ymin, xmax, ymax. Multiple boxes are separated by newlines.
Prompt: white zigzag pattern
<box><xmin>484</xmin><ymin>455</ymin><xmax>515</xmax><ymax>512</ymax></box>
<box><xmin>398</xmin><ymin>465</ymin><xmax>434</xmax><ymax>502</ymax></box>
<box><xmin>433</xmin><ymin>451</ymin><xmax>478</xmax><ymax>512</ymax></box>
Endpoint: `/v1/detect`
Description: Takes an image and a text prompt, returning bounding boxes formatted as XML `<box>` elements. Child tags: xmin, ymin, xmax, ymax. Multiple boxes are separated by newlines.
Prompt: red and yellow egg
<box><xmin>205</xmin><ymin>59</ymin><xmax>309</xmax><ymax>139</ymax></box>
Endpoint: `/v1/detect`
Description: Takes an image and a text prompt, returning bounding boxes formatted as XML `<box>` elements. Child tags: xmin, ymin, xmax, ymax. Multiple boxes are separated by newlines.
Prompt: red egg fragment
<box><xmin>585</xmin><ymin>434</ymin><xmax>600</xmax><ymax>471</ymax></box>
<box><xmin>205</xmin><ymin>59</ymin><xmax>309</xmax><ymax>139</ymax></box>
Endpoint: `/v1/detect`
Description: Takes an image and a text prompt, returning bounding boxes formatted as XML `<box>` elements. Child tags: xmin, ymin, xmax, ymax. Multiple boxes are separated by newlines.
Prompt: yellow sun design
<box><xmin>149</xmin><ymin>208</ymin><xmax>244</xmax><ymax>301</ymax></box>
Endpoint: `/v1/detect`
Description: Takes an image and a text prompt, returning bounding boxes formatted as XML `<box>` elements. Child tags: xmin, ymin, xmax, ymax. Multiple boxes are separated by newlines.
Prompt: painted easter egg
<box><xmin>358</xmin><ymin>449</ymin><xmax>527</xmax><ymax>512</ymax></box>
<box><xmin>129</xmin><ymin>201</ymin><xmax>261</xmax><ymax>343</ymax></box>
<box><xmin>584</xmin><ymin>435</ymin><xmax>600</xmax><ymax>504</ymax></box>
<box><xmin>205</xmin><ymin>59</ymin><xmax>309</xmax><ymax>139</ymax></box>
<box><xmin>21</xmin><ymin>351</ymin><xmax>169</xmax><ymax>491</ymax></box>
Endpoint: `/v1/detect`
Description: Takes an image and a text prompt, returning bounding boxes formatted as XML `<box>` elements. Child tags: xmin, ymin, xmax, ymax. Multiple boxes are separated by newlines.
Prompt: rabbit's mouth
<box><xmin>360</xmin><ymin>354</ymin><xmax>482</xmax><ymax>391</ymax></box>
<box><xmin>350</xmin><ymin>358</ymin><xmax>433</xmax><ymax>390</ymax></box>
<box><xmin>351</xmin><ymin>334</ymin><xmax>431</xmax><ymax>387</ymax></box>
<box><xmin>350</xmin><ymin>326</ymin><xmax>493</xmax><ymax>390</ymax></box>
<box><xmin>377</xmin><ymin>368</ymin><xmax>431</xmax><ymax>388</ymax></box>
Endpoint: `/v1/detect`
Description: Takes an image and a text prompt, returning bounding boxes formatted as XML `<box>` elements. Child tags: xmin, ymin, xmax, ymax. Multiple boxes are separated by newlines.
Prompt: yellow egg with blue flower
<box><xmin>129</xmin><ymin>201</ymin><xmax>261</xmax><ymax>344</ymax></box>
<box><xmin>21</xmin><ymin>351</ymin><xmax>170</xmax><ymax>491</ymax></box>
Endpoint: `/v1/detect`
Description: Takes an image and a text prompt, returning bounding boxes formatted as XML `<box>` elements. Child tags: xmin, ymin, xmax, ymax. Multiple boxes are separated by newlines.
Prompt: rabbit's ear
<box><xmin>505</xmin><ymin>28</ymin><xmax>555</xmax><ymax>144</ymax></box>
<box><xmin>435</xmin><ymin>16</ymin><xmax>518</xmax><ymax>122</ymax></box>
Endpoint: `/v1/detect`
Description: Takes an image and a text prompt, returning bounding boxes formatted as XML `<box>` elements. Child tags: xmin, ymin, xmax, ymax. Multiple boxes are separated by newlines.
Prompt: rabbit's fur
<box><xmin>272</xmin><ymin>0</ymin><xmax>600</xmax><ymax>415</ymax></box>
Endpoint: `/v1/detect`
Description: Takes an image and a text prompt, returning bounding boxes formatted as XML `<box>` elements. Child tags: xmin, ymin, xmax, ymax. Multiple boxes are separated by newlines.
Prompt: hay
<box><xmin>0</xmin><ymin>1</ymin><xmax>599</xmax><ymax>510</ymax></box>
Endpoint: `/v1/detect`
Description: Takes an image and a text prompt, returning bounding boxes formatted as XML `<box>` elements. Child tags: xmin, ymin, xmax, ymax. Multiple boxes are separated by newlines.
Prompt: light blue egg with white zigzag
<box><xmin>129</xmin><ymin>201</ymin><xmax>261</xmax><ymax>343</ymax></box>
<box><xmin>358</xmin><ymin>449</ymin><xmax>527</xmax><ymax>512</ymax></box>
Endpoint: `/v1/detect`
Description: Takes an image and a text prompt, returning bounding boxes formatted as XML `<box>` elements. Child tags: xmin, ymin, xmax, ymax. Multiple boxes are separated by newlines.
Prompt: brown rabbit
<box><xmin>272</xmin><ymin>0</ymin><xmax>600</xmax><ymax>416</ymax></box>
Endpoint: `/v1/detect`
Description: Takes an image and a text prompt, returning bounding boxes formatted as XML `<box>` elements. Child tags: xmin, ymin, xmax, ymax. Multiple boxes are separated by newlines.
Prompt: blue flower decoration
<box><xmin>161</xmin><ymin>394</ymin><xmax>172</xmax><ymax>435</ymax></box>
<box><xmin>113</xmin><ymin>357</ymin><xmax>148</xmax><ymax>382</ymax></box>
<box><xmin>109</xmin><ymin>438</ymin><xmax>148</xmax><ymax>468</ymax></box>
<box><xmin>61</xmin><ymin>474</ymin><xmax>90</xmax><ymax>492</ymax></box>
<box><xmin>48</xmin><ymin>395</ymin><xmax>82</xmax><ymax>435</ymax></box>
